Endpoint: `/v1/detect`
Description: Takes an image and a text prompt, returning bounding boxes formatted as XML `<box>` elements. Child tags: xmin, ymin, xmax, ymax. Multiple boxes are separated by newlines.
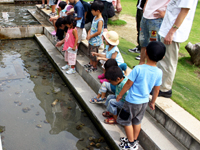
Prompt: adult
<box><xmin>99</xmin><ymin>0</ymin><xmax>122</xmax><ymax>31</ymax></box>
<box><xmin>40</xmin><ymin>0</ymin><xmax>50</xmax><ymax>10</ymax></box>
<box><xmin>128</xmin><ymin>0</ymin><xmax>146</xmax><ymax>57</ymax></box>
<box><xmin>157</xmin><ymin>0</ymin><xmax>198</xmax><ymax>98</ymax></box>
<box><xmin>80</xmin><ymin>0</ymin><xmax>94</xmax><ymax>32</ymax></box>
<box><xmin>139</xmin><ymin>0</ymin><xmax>170</xmax><ymax>63</ymax></box>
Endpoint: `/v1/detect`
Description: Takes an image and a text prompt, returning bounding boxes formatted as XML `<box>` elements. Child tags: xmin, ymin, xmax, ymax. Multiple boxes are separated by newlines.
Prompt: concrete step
<box><xmin>35</xmin><ymin>34</ymin><xmax>188</xmax><ymax>150</ymax></box>
<box><xmin>0</xmin><ymin>0</ymin><xmax>14</xmax><ymax>4</ymax></box>
<box><xmin>35</xmin><ymin>33</ymin><xmax>142</xmax><ymax>150</ymax></box>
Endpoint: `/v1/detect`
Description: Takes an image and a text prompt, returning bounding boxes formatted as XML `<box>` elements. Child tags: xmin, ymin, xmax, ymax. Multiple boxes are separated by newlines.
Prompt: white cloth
<box><xmin>158</xmin><ymin>0</ymin><xmax>198</xmax><ymax>43</ymax></box>
<box><xmin>143</xmin><ymin>0</ymin><xmax>170</xmax><ymax>19</ymax></box>
<box><xmin>101</xmin><ymin>0</ymin><xmax>112</xmax><ymax>3</ymax></box>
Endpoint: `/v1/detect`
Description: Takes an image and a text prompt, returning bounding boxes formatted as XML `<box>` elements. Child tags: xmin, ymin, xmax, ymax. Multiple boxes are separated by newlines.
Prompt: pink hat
<box><xmin>66</xmin><ymin>5</ymin><xmax>73</xmax><ymax>12</ymax></box>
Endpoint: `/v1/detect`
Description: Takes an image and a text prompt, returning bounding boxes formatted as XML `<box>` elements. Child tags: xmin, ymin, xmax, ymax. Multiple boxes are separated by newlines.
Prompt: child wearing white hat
<box><xmin>91</xmin><ymin>30</ymin><xmax>126</xmax><ymax>83</ymax></box>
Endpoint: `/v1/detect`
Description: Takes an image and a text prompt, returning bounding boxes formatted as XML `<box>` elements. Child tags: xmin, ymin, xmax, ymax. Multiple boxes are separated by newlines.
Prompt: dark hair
<box><xmin>91</xmin><ymin>0</ymin><xmax>104</xmax><ymax>12</ymax></box>
<box><xmin>105</xmin><ymin>66</ymin><xmax>123</xmax><ymax>81</ymax></box>
<box><xmin>55</xmin><ymin>18</ymin><xmax>64</xmax><ymax>28</ymax></box>
<box><xmin>64</xmin><ymin>15</ymin><xmax>76</xmax><ymax>28</ymax></box>
<box><xmin>146</xmin><ymin>41</ymin><xmax>166</xmax><ymax>62</ymax></box>
<box><xmin>104</xmin><ymin>59</ymin><xmax>118</xmax><ymax>70</ymax></box>
<box><xmin>59</xmin><ymin>1</ymin><xmax>67</xmax><ymax>10</ymax></box>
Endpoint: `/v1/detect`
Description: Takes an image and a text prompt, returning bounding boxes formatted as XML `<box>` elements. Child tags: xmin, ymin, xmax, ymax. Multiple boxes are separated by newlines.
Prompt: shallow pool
<box><xmin>0</xmin><ymin>39</ymin><xmax>109</xmax><ymax>150</ymax></box>
<box><xmin>0</xmin><ymin>4</ymin><xmax>39</xmax><ymax>27</ymax></box>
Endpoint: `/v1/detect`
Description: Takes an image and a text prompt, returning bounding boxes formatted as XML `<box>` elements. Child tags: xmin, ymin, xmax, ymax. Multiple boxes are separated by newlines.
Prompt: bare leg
<box><xmin>139</xmin><ymin>47</ymin><xmax>146</xmax><ymax>65</ymax></box>
<box><xmin>51</xmin><ymin>5</ymin><xmax>56</xmax><ymax>13</ymax></box>
<box><xmin>124</xmin><ymin>125</ymin><xmax>134</xmax><ymax>142</ymax></box>
<box><xmin>42</xmin><ymin>0</ymin><xmax>45</xmax><ymax>4</ymax></box>
<box><xmin>93</xmin><ymin>61</ymin><xmax>98</xmax><ymax>68</ymax></box>
<box><xmin>133</xmin><ymin>124</ymin><xmax>141</xmax><ymax>140</ymax></box>
<box><xmin>101</xmin><ymin>92</ymin><xmax>106</xmax><ymax>99</ymax></box>
<box><xmin>47</xmin><ymin>0</ymin><xmax>49</xmax><ymax>5</ymax></box>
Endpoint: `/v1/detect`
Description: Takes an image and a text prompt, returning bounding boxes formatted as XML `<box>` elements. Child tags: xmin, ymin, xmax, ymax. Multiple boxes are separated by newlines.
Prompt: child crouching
<box><xmin>103</xmin><ymin>66</ymin><xmax>129</xmax><ymax>124</ymax></box>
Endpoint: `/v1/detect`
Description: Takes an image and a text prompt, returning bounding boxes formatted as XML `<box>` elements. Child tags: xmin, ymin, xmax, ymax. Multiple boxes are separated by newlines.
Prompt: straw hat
<box><xmin>103</xmin><ymin>31</ymin><xmax>119</xmax><ymax>46</ymax></box>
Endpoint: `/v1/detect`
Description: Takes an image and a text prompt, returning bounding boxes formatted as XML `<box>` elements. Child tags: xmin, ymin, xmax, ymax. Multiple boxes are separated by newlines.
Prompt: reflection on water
<box><xmin>0</xmin><ymin>39</ymin><xmax>109</xmax><ymax>150</ymax></box>
<box><xmin>0</xmin><ymin>4</ymin><xmax>39</xmax><ymax>27</ymax></box>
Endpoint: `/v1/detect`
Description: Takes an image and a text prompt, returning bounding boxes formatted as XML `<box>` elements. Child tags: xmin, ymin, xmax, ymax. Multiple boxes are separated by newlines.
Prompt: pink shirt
<box><xmin>143</xmin><ymin>0</ymin><xmax>170</xmax><ymax>19</ymax></box>
<box><xmin>63</xmin><ymin>28</ymin><xmax>77</xmax><ymax>51</ymax></box>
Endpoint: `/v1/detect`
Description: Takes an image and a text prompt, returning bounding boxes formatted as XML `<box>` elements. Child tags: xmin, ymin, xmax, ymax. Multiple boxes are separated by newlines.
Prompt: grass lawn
<box><xmin>118</xmin><ymin>0</ymin><xmax>200</xmax><ymax>120</ymax></box>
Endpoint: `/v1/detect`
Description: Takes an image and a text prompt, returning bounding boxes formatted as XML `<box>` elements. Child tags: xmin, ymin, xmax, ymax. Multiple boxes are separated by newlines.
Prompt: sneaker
<box><xmin>91</xmin><ymin>66</ymin><xmax>97</xmax><ymax>71</ymax></box>
<box><xmin>66</xmin><ymin>68</ymin><xmax>76</xmax><ymax>74</ymax></box>
<box><xmin>84</xmin><ymin>63</ymin><xmax>91</xmax><ymax>68</ymax></box>
<box><xmin>158</xmin><ymin>89</ymin><xmax>172</xmax><ymax>98</ymax></box>
<box><xmin>128</xmin><ymin>47</ymin><xmax>140</xmax><ymax>53</ymax></box>
<box><xmin>40</xmin><ymin>4</ymin><xmax>45</xmax><ymax>9</ymax></box>
<box><xmin>46</xmin><ymin>5</ymin><xmax>50</xmax><ymax>10</ymax></box>
<box><xmin>49</xmin><ymin>12</ymin><xmax>57</xmax><ymax>16</ymax></box>
<box><xmin>135</xmin><ymin>55</ymin><xmax>140</xmax><ymax>60</ymax></box>
<box><xmin>122</xmin><ymin>141</ymin><xmax>139</xmax><ymax>150</ymax></box>
<box><xmin>51</xmin><ymin>30</ymin><xmax>56</xmax><ymax>36</ymax></box>
<box><xmin>61</xmin><ymin>64</ymin><xmax>69</xmax><ymax>70</ymax></box>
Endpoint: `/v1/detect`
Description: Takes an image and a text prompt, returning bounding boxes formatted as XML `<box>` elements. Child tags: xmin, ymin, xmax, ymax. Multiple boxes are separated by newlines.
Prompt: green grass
<box><xmin>108</xmin><ymin>19</ymin><xmax>127</xmax><ymax>25</ymax></box>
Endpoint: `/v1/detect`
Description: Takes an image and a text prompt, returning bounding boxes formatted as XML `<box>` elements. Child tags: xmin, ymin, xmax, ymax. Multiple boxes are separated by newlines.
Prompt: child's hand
<box><xmin>72</xmin><ymin>47</ymin><xmax>76</xmax><ymax>51</ymax></box>
<box><xmin>149</xmin><ymin>101</ymin><xmax>155</xmax><ymax>110</ymax></box>
<box><xmin>86</xmin><ymin>35</ymin><xmax>90</xmax><ymax>41</ymax></box>
<box><xmin>56</xmin><ymin>41</ymin><xmax>62</xmax><ymax>47</ymax></box>
<box><xmin>116</xmin><ymin>95</ymin><xmax>122</xmax><ymax>102</ymax></box>
<box><xmin>91</xmin><ymin>52</ymin><xmax>96</xmax><ymax>56</ymax></box>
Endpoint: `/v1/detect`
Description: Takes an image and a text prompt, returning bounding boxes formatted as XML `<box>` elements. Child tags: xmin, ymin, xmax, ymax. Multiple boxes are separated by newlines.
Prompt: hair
<box><xmin>55</xmin><ymin>18</ymin><xmax>64</xmax><ymax>28</ymax></box>
<box><xmin>105</xmin><ymin>66</ymin><xmax>123</xmax><ymax>81</ymax></box>
<box><xmin>91</xmin><ymin>0</ymin><xmax>104</xmax><ymax>12</ymax></box>
<box><xmin>104</xmin><ymin>59</ymin><xmax>118</xmax><ymax>70</ymax></box>
<box><xmin>64</xmin><ymin>15</ymin><xmax>76</xmax><ymax>28</ymax></box>
<box><xmin>146</xmin><ymin>41</ymin><xmax>166</xmax><ymax>62</ymax></box>
<box><xmin>59</xmin><ymin>1</ymin><xmax>67</xmax><ymax>10</ymax></box>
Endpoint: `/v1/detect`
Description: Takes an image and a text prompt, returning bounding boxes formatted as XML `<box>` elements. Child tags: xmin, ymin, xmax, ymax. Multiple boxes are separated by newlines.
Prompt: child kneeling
<box><xmin>116</xmin><ymin>41</ymin><xmax>166</xmax><ymax>150</ymax></box>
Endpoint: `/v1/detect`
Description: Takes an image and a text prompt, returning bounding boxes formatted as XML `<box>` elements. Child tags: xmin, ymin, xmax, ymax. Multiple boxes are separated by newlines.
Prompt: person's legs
<box><xmin>139</xmin><ymin>47</ymin><xmax>146</xmax><ymax>64</ymax></box>
<box><xmin>124</xmin><ymin>125</ymin><xmax>134</xmax><ymax>142</ymax></box>
<box><xmin>157</xmin><ymin>37</ymin><xmax>179</xmax><ymax>95</ymax></box>
<box><xmin>136</xmin><ymin>9</ymin><xmax>143</xmax><ymax>51</ymax></box>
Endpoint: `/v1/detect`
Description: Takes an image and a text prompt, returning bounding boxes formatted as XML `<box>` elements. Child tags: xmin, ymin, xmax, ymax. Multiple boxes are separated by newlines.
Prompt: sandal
<box><xmin>89</xmin><ymin>97</ymin><xmax>97</xmax><ymax>104</ymax></box>
<box><xmin>102</xmin><ymin>111</ymin><xmax>113</xmax><ymax>118</ymax></box>
<box><xmin>104</xmin><ymin>117</ymin><xmax>117</xmax><ymax>124</ymax></box>
<box><xmin>95</xmin><ymin>97</ymin><xmax>106</xmax><ymax>104</ymax></box>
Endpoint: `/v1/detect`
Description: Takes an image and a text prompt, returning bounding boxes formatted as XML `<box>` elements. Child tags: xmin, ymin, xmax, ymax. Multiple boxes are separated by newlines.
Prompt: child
<box><xmin>91</xmin><ymin>31</ymin><xmax>125</xmax><ymax>83</ymax></box>
<box><xmin>89</xmin><ymin>59</ymin><xmax>127</xmax><ymax>103</ymax></box>
<box><xmin>56</xmin><ymin>15</ymin><xmax>78</xmax><ymax>74</ymax></box>
<box><xmin>69</xmin><ymin>0</ymin><xmax>85</xmax><ymax>48</ymax></box>
<box><xmin>85</xmin><ymin>0</ymin><xmax>104</xmax><ymax>72</ymax></box>
<box><xmin>55</xmin><ymin>18</ymin><xmax>68</xmax><ymax>41</ymax></box>
<box><xmin>102</xmin><ymin>66</ymin><xmax>129</xmax><ymax>124</ymax></box>
<box><xmin>116</xmin><ymin>41</ymin><xmax>166</xmax><ymax>150</ymax></box>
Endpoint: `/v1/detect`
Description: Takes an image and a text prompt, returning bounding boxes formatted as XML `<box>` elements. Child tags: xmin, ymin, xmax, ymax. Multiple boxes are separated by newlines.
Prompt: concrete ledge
<box><xmin>0</xmin><ymin>25</ymin><xmax>43</xmax><ymax>39</ymax></box>
<box><xmin>0</xmin><ymin>0</ymin><xmax>14</xmax><ymax>3</ymax></box>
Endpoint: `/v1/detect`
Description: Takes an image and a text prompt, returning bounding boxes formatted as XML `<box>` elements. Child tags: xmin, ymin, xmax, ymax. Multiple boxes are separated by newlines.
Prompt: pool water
<box><xmin>0</xmin><ymin>39</ymin><xmax>109</xmax><ymax>150</ymax></box>
<box><xmin>0</xmin><ymin>4</ymin><xmax>39</xmax><ymax>27</ymax></box>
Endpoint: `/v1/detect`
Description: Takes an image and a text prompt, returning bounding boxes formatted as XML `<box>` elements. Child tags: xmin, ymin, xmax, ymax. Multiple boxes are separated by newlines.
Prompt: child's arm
<box><xmin>72</xmin><ymin>28</ymin><xmax>78</xmax><ymax>50</ymax></box>
<box><xmin>116</xmin><ymin>79</ymin><xmax>133</xmax><ymax>102</ymax></box>
<box><xmin>56</xmin><ymin>38</ymin><xmax>65</xmax><ymax>47</ymax></box>
<box><xmin>111</xmin><ymin>51</ymin><xmax>118</xmax><ymax>59</ymax></box>
<box><xmin>86</xmin><ymin>29</ymin><xmax>91</xmax><ymax>41</ymax></box>
<box><xmin>91</xmin><ymin>52</ymin><xmax>106</xmax><ymax>57</ymax></box>
<box><xmin>87</xmin><ymin>20</ymin><xmax>103</xmax><ymax>40</ymax></box>
<box><xmin>149</xmin><ymin>86</ymin><xmax>160</xmax><ymax>110</ymax></box>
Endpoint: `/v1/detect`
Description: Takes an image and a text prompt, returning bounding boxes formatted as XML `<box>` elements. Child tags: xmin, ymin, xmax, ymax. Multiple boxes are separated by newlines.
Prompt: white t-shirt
<box><xmin>59</xmin><ymin>5</ymin><xmax>68</xmax><ymax>18</ymax></box>
<box><xmin>143</xmin><ymin>0</ymin><xmax>170</xmax><ymax>19</ymax></box>
<box><xmin>159</xmin><ymin>0</ymin><xmax>198</xmax><ymax>43</ymax></box>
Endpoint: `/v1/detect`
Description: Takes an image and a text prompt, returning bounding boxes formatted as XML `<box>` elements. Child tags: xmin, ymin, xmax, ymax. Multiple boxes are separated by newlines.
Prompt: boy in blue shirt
<box><xmin>69</xmin><ymin>0</ymin><xmax>85</xmax><ymax>47</ymax></box>
<box><xmin>116</xmin><ymin>41</ymin><xmax>166</xmax><ymax>150</ymax></box>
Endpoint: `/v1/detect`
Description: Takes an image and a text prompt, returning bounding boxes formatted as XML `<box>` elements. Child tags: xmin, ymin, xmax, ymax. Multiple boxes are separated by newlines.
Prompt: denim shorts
<box><xmin>139</xmin><ymin>17</ymin><xmax>163</xmax><ymax>47</ymax></box>
<box><xmin>117</xmin><ymin>101</ymin><xmax>148</xmax><ymax>126</ymax></box>
<box><xmin>104</xmin><ymin>94</ymin><xmax>124</xmax><ymax>115</ymax></box>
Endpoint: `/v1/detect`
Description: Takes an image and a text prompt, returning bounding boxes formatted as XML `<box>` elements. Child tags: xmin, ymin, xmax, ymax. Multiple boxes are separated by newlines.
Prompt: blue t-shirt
<box><xmin>126</xmin><ymin>64</ymin><xmax>162</xmax><ymax>104</ymax></box>
<box><xmin>89</xmin><ymin>16</ymin><xmax>104</xmax><ymax>46</ymax></box>
<box><xmin>74</xmin><ymin>1</ymin><xmax>85</xmax><ymax>28</ymax></box>
<box><xmin>105</xmin><ymin>45</ymin><xmax>124</xmax><ymax>65</ymax></box>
